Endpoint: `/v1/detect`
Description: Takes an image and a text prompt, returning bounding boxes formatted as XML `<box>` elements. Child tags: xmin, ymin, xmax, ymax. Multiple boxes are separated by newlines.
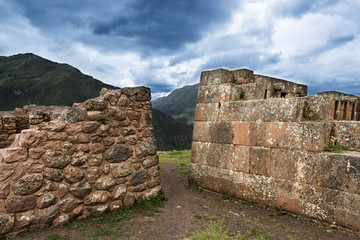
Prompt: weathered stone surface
<box><xmin>42</xmin><ymin>150</ymin><xmax>71</xmax><ymax>169</ymax></box>
<box><xmin>0</xmin><ymin>166</ymin><xmax>15</xmax><ymax>181</ymax></box>
<box><xmin>111</xmin><ymin>163</ymin><xmax>133</xmax><ymax>178</ymax></box>
<box><xmin>16</xmin><ymin>210</ymin><xmax>35</xmax><ymax>228</ymax></box>
<box><xmin>43</xmin><ymin>169</ymin><xmax>64</xmax><ymax>182</ymax></box>
<box><xmin>103</xmin><ymin>144</ymin><xmax>133</xmax><ymax>163</ymax></box>
<box><xmin>142</xmin><ymin>155</ymin><xmax>159</xmax><ymax>169</ymax></box>
<box><xmin>87</xmin><ymin>167</ymin><xmax>102</xmax><ymax>182</ymax></box>
<box><xmin>37</xmin><ymin>205</ymin><xmax>60</xmax><ymax>224</ymax></box>
<box><xmin>6</xmin><ymin>196</ymin><xmax>36</xmax><ymax>213</ymax></box>
<box><xmin>0</xmin><ymin>214</ymin><xmax>14</xmax><ymax>235</ymax></box>
<box><xmin>13</xmin><ymin>174</ymin><xmax>43</xmax><ymax>195</ymax></box>
<box><xmin>94</xmin><ymin>176</ymin><xmax>116</xmax><ymax>190</ymax></box>
<box><xmin>84</xmin><ymin>191</ymin><xmax>109</xmax><ymax>206</ymax></box>
<box><xmin>143</xmin><ymin>186</ymin><xmax>161</xmax><ymax>201</ymax></box>
<box><xmin>0</xmin><ymin>183</ymin><xmax>10</xmax><ymax>199</ymax></box>
<box><xmin>84</xmin><ymin>99</ymin><xmax>107</xmax><ymax>111</ymax></box>
<box><xmin>69</xmin><ymin>133</ymin><xmax>91</xmax><ymax>144</ymax></box>
<box><xmin>71</xmin><ymin>151</ymin><xmax>88</xmax><ymax>166</ymax></box>
<box><xmin>88</xmin><ymin>154</ymin><xmax>102</xmax><ymax>166</ymax></box>
<box><xmin>120</xmin><ymin>128</ymin><xmax>136</xmax><ymax>136</ymax></box>
<box><xmin>69</xmin><ymin>181</ymin><xmax>92</xmax><ymax>199</ymax></box>
<box><xmin>232</xmin><ymin>145</ymin><xmax>249</xmax><ymax>173</ymax></box>
<box><xmin>249</xmin><ymin>147</ymin><xmax>271</xmax><ymax>176</ymax></box>
<box><xmin>135</xmin><ymin>141</ymin><xmax>156</xmax><ymax>159</ymax></box>
<box><xmin>87</xmin><ymin>111</ymin><xmax>104</xmax><ymax>121</ymax></box>
<box><xmin>109</xmin><ymin>201</ymin><xmax>123</xmax><ymax>211</ymax></box>
<box><xmin>36</xmin><ymin>193</ymin><xmax>57</xmax><ymax>209</ymax></box>
<box><xmin>89</xmin><ymin>143</ymin><xmax>105</xmax><ymax>154</ymax></box>
<box><xmin>112</xmin><ymin>185</ymin><xmax>127</xmax><ymax>199</ymax></box>
<box><xmin>64</xmin><ymin>166</ymin><xmax>85</xmax><ymax>183</ymax></box>
<box><xmin>1</xmin><ymin>147</ymin><xmax>27</xmax><ymax>163</ymax></box>
<box><xmin>64</xmin><ymin>107</ymin><xmax>87</xmax><ymax>123</ymax></box>
<box><xmin>130</xmin><ymin>169</ymin><xmax>151</xmax><ymax>186</ymax></box>
<box><xmin>123</xmin><ymin>194</ymin><xmax>135</xmax><ymax>206</ymax></box>
<box><xmin>29</xmin><ymin>148</ymin><xmax>45</xmax><ymax>159</ymax></box>
<box><xmin>81</xmin><ymin>121</ymin><xmax>100</xmax><ymax>133</ymax></box>
<box><xmin>57</xmin><ymin>183</ymin><xmax>68</xmax><ymax>199</ymax></box>
<box><xmin>19</xmin><ymin>129</ymin><xmax>46</xmax><ymax>148</ymax></box>
<box><xmin>59</xmin><ymin>197</ymin><xmax>79</xmax><ymax>213</ymax></box>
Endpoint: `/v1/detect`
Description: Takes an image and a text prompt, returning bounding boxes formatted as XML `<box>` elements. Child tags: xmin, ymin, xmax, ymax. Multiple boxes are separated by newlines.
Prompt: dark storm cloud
<box><xmin>91</xmin><ymin>0</ymin><xmax>232</xmax><ymax>51</ymax></box>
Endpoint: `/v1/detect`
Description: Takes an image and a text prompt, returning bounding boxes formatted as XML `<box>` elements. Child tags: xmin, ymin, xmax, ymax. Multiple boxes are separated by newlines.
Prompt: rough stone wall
<box><xmin>0</xmin><ymin>87</ymin><xmax>161</xmax><ymax>236</ymax></box>
<box><xmin>190</xmin><ymin>68</ymin><xmax>360</xmax><ymax>232</ymax></box>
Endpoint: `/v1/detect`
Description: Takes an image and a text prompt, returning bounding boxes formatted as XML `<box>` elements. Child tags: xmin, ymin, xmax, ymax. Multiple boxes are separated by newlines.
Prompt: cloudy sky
<box><xmin>1</xmin><ymin>0</ymin><xmax>359</xmax><ymax>98</ymax></box>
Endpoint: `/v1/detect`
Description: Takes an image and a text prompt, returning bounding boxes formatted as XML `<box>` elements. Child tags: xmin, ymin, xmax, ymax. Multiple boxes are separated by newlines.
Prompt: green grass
<box><xmin>159</xmin><ymin>150</ymin><xmax>191</xmax><ymax>178</ymax></box>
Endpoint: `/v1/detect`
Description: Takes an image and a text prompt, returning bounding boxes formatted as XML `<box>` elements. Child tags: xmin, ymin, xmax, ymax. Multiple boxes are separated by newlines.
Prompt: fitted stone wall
<box><xmin>0</xmin><ymin>87</ymin><xmax>161</xmax><ymax>236</ymax></box>
<box><xmin>190</xmin><ymin>68</ymin><xmax>360</xmax><ymax>232</ymax></box>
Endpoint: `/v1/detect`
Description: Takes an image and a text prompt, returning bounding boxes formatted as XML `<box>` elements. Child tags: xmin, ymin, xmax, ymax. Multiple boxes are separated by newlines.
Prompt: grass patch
<box><xmin>159</xmin><ymin>150</ymin><xmax>191</xmax><ymax>178</ymax></box>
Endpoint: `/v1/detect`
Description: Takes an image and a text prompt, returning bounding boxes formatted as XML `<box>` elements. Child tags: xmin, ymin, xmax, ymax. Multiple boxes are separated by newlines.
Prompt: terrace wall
<box><xmin>0</xmin><ymin>87</ymin><xmax>161</xmax><ymax>236</ymax></box>
<box><xmin>190</xmin><ymin>68</ymin><xmax>360</xmax><ymax>232</ymax></box>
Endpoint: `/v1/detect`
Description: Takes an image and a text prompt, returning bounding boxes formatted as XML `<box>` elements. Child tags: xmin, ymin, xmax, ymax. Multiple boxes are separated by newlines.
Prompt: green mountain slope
<box><xmin>152</xmin><ymin>109</ymin><xmax>193</xmax><ymax>151</ymax></box>
<box><xmin>0</xmin><ymin>53</ymin><xmax>117</xmax><ymax>110</ymax></box>
<box><xmin>152</xmin><ymin>83</ymin><xmax>199</xmax><ymax>126</ymax></box>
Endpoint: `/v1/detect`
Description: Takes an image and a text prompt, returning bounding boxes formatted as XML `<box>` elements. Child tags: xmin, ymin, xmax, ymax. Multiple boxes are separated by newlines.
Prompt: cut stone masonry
<box><xmin>0</xmin><ymin>87</ymin><xmax>161</xmax><ymax>236</ymax></box>
<box><xmin>190</xmin><ymin>68</ymin><xmax>360</xmax><ymax>233</ymax></box>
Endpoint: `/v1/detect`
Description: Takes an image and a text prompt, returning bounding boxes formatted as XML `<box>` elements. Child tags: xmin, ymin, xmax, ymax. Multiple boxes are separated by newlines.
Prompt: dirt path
<box><xmin>14</xmin><ymin>162</ymin><xmax>359</xmax><ymax>240</ymax></box>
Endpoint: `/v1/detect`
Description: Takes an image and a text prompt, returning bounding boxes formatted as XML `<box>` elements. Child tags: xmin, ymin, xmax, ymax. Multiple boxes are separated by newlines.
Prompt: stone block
<box><xmin>276</xmin><ymin>180</ymin><xmax>301</xmax><ymax>215</ymax></box>
<box><xmin>233</xmin><ymin>122</ymin><xmax>249</xmax><ymax>145</ymax></box>
<box><xmin>336</xmin><ymin>121</ymin><xmax>360</xmax><ymax>151</ymax></box>
<box><xmin>209</xmin><ymin>121</ymin><xmax>233</xmax><ymax>144</ymax></box>
<box><xmin>232</xmin><ymin>145</ymin><xmax>249</xmax><ymax>173</ymax></box>
<box><xmin>42</xmin><ymin>150</ymin><xmax>71</xmax><ymax>169</ymax></box>
<box><xmin>64</xmin><ymin>166</ymin><xmax>85</xmax><ymax>183</ymax></box>
<box><xmin>94</xmin><ymin>176</ymin><xmax>116</xmax><ymax>190</ymax></box>
<box><xmin>19</xmin><ymin>129</ymin><xmax>47</xmax><ymax>148</ymax></box>
<box><xmin>199</xmin><ymin>68</ymin><xmax>230</xmax><ymax>86</ymax></box>
<box><xmin>0</xmin><ymin>183</ymin><xmax>10</xmax><ymax>199</ymax></box>
<box><xmin>265</xmin><ymin>122</ymin><xmax>303</xmax><ymax>150</ymax></box>
<box><xmin>36</xmin><ymin>193</ymin><xmax>57</xmax><ymax>209</ymax></box>
<box><xmin>249</xmin><ymin>121</ymin><xmax>266</xmax><ymax>146</ymax></box>
<box><xmin>249</xmin><ymin>147</ymin><xmax>271</xmax><ymax>176</ymax></box>
<box><xmin>217</xmin><ymin>84</ymin><xmax>232</xmax><ymax>102</ymax></box>
<box><xmin>302</xmin><ymin>122</ymin><xmax>330</xmax><ymax>152</ymax></box>
<box><xmin>194</xmin><ymin>103</ymin><xmax>208</xmax><ymax>122</ymax></box>
<box><xmin>130</xmin><ymin>169</ymin><xmax>151</xmax><ymax>186</ymax></box>
<box><xmin>1</xmin><ymin>147</ymin><xmax>27</xmax><ymax>163</ymax></box>
<box><xmin>192</xmin><ymin>122</ymin><xmax>210</xmax><ymax>143</ymax></box>
<box><xmin>271</xmin><ymin>149</ymin><xmax>304</xmax><ymax>181</ymax></box>
<box><xmin>0</xmin><ymin>166</ymin><xmax>14</xmax><ymax>181</ymax></box>
<box><xmin>43</xmin><ymin>169</ymin><xmax>64</xmax><ymax>182</ymax></box>
<box><xmin>16</xmin><ymin>210</ymin><xmax>35</xmax><ymax>228</ymax></box>
<box><xmin>84</xmin><ymin>191</ymin><xmax>109</xmax><ymax>206</ymax></box>
<box><xmin>0</xmin><ymin>214</ymin><xmax>14</xmax><ymax>235</ymax></box>
<box><xmin>13</xmin><ymin>174</ymin><xmax>43</xmax><ymax>195</ymax></box>
<box><xmin>333</xmin><ymin>191</ymin><xmax>360</xmax><ymax>231</ymax></box>
<box><xmin>197</xmin><ymin>85</ymin><xmax>219</xmax><ymax>103</ymax></box>
<box><xmin>69</xmin><ymin>181</ymin><xmax>92</xmax><ymax>199</ymax></box>
<box><xmin>190</xmin><ymin>142</ymin><xmax>208</xmax><ymax>165</ymax></box>
<box><xmin>87</xmin><ymin>111</ymin><xmax>104</xmax><ymax>121</ymax></box>
<box><xmin>242</xmin><ymin>173</ymin><xmax>276</xmax><ymax>203</ymax></box>
<box><xmin>6</xmin><ymin>196</ymin><xmax>36</xmax><ymax>213</ymax></box>
<box><xmin>104</xmin><ymin>144</ymin><xmax>133</xmax><ymax>163</ymax></box>
<box><xmin>81</xmin><ymin>121</ymin><xmax>100</xmax><ymax>133</ymax></box>
<box><xmin>263</xmin><ymin>98</ymin><xmax>304</xmax><ymax>122</ymax></box>
<box><xmin>203</xmin><ymin>143</ymin><xmax>233</xmax><ymax>170</ymax></box>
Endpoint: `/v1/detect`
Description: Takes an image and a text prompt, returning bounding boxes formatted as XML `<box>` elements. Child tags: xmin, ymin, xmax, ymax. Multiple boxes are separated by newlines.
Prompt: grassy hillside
<box><xmin>0</xmin><ymin>53</ymin><xmax>116</xmax><ymax>110</ymax></box>
<box><xmin>152</xmin><ymin>83</ymin><xmax>198</xmax><ymax>126</ymax></box>
<box><xmin>152</xmin><ymin>109</ymin><xmax>193</xmax><ymax>151</ymax></box>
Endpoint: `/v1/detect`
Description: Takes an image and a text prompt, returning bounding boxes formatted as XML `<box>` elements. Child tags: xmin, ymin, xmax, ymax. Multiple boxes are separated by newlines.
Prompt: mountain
<box><xmin>0</xmin><ymin>53</ymin><xmax>117</xmax><ymax>110</ymax></box>
<box><xmin>152</xmin><ymin>109</ymin><xmax>193</xmax><ymax>151</ymax></box>
<box><xmin>0</xmin><ymin>53</ymin><xmax>193</xmax><ymax>150</ymax></box>
<box><xmin>152</xmin><ymin>83</ymin><xmax>199</xmax><ymax>126</ymax></box>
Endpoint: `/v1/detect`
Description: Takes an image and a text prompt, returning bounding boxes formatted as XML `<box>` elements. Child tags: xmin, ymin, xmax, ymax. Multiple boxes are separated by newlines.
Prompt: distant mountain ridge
<box><xmin>153</xmin><ymin>83</ymin><xmax>198</xmax><ymax>126</ymax></box>
<box><xmin>0</xmin><ymin>53</ymin><xmax>117</xmax><ymax>110</ymax></box>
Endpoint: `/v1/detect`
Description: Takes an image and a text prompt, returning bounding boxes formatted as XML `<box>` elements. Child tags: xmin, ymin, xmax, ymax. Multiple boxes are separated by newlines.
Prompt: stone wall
<box><xmin>190</xmin><ymin>68</ymin><xmax>360</xmax><ymax>232</ymax></box>
<box><xmin>0</xmin><ymin>87</ymin><xmax>161</xmax><ymax>236</ymax></box>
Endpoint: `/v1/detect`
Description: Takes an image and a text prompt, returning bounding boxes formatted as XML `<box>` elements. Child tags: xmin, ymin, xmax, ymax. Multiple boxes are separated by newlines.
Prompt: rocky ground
<box><xmin>11</xmin><ymin>151</ymin><xmax>360</xmax><ymax>240</ymax></box>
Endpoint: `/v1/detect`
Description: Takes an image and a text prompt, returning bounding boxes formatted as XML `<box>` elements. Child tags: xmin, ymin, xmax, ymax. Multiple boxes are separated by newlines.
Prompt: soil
<box><xmin>13</xmin><ymin>162</ymin><xmax>360</xmax><ymax>240</ymax></box>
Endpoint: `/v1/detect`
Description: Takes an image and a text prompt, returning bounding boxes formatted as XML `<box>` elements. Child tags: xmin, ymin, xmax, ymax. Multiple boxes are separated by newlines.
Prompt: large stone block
<box><xmin>336</xmin><ymin>121</ymin><xmax>360</xmax><ymax>151</ymax></box>
<box><xmin>249</xmin><ymin>121</ymin><xmax>266</xmax><ymax>146</ymax></box>
<box><xmin>333</xmin><ymin>191</ymin><xmax>360</xmax><ymax>231</ymax></box>
<box><xmin>263</xmin><ymin>98</ymin><xmax>304</xmax><ymax>122</ymax></box>
<box><xmin>19</xmin><ymin>129</ymin><xmax>47</xmax><ymax>148</ymax></box>
<box><xmin>199</xmin><ymin>68</ymin><xmax>231</xmax><ymax>86</ymax></box>
<box><xmin>249</xmin><ymin>147</ymin><xmax>271</xmax><ymax>176</ymax></box>
<box><xmin>265</xmin><ymin>122</ymin><xmax>303</xmax><ymax>150</ymax></box>
<box><xmin>276</xmin><ymin>180</ymin><xmax>301</xmax><ymax>215</ymax></box>
<box><xmin>202</xmin><ymin>143</ymin><xmax>233</xmax><ymax>170</ymax></box>
<box><xmin>271</xmin><ymin>149</ymin><xmax>304</xmax><ymax>181</ymax></box>
<box><xmin>197</xmin><ymin>85</ymin><xmax>219</xmax><ymax>103</ymax></box>
<box><xmin>6</xmin><ymin>196</ymin><xmax>36</xmax><ymax>213</ymax></box>
<box><xmin>302</xmin><ymin>122</ymin><xmax>331</xmax><ymax>152</ymax></box>
<box><xmin>233</xmin><ymin>122</ymin><xmax>249</xmax><ymax>145</ymax></box>
<box><xmin>192</xmin><ymin>122</ymin><xmax>210</xmax><ymax>143</ymax></box>
<box><xmin>217</xmin><ymin>84</ymin><xmax>232</xmax><ymax>102</ymax></box>
<box><xmin>209</xmin><ymin>121</ymin><xmax>233</xmax><ymax>144</ymax></box>
<box><xmin>232</xmin><ymin>145</ymin><xmax>249</xmax><ymax>173</ymax></box>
